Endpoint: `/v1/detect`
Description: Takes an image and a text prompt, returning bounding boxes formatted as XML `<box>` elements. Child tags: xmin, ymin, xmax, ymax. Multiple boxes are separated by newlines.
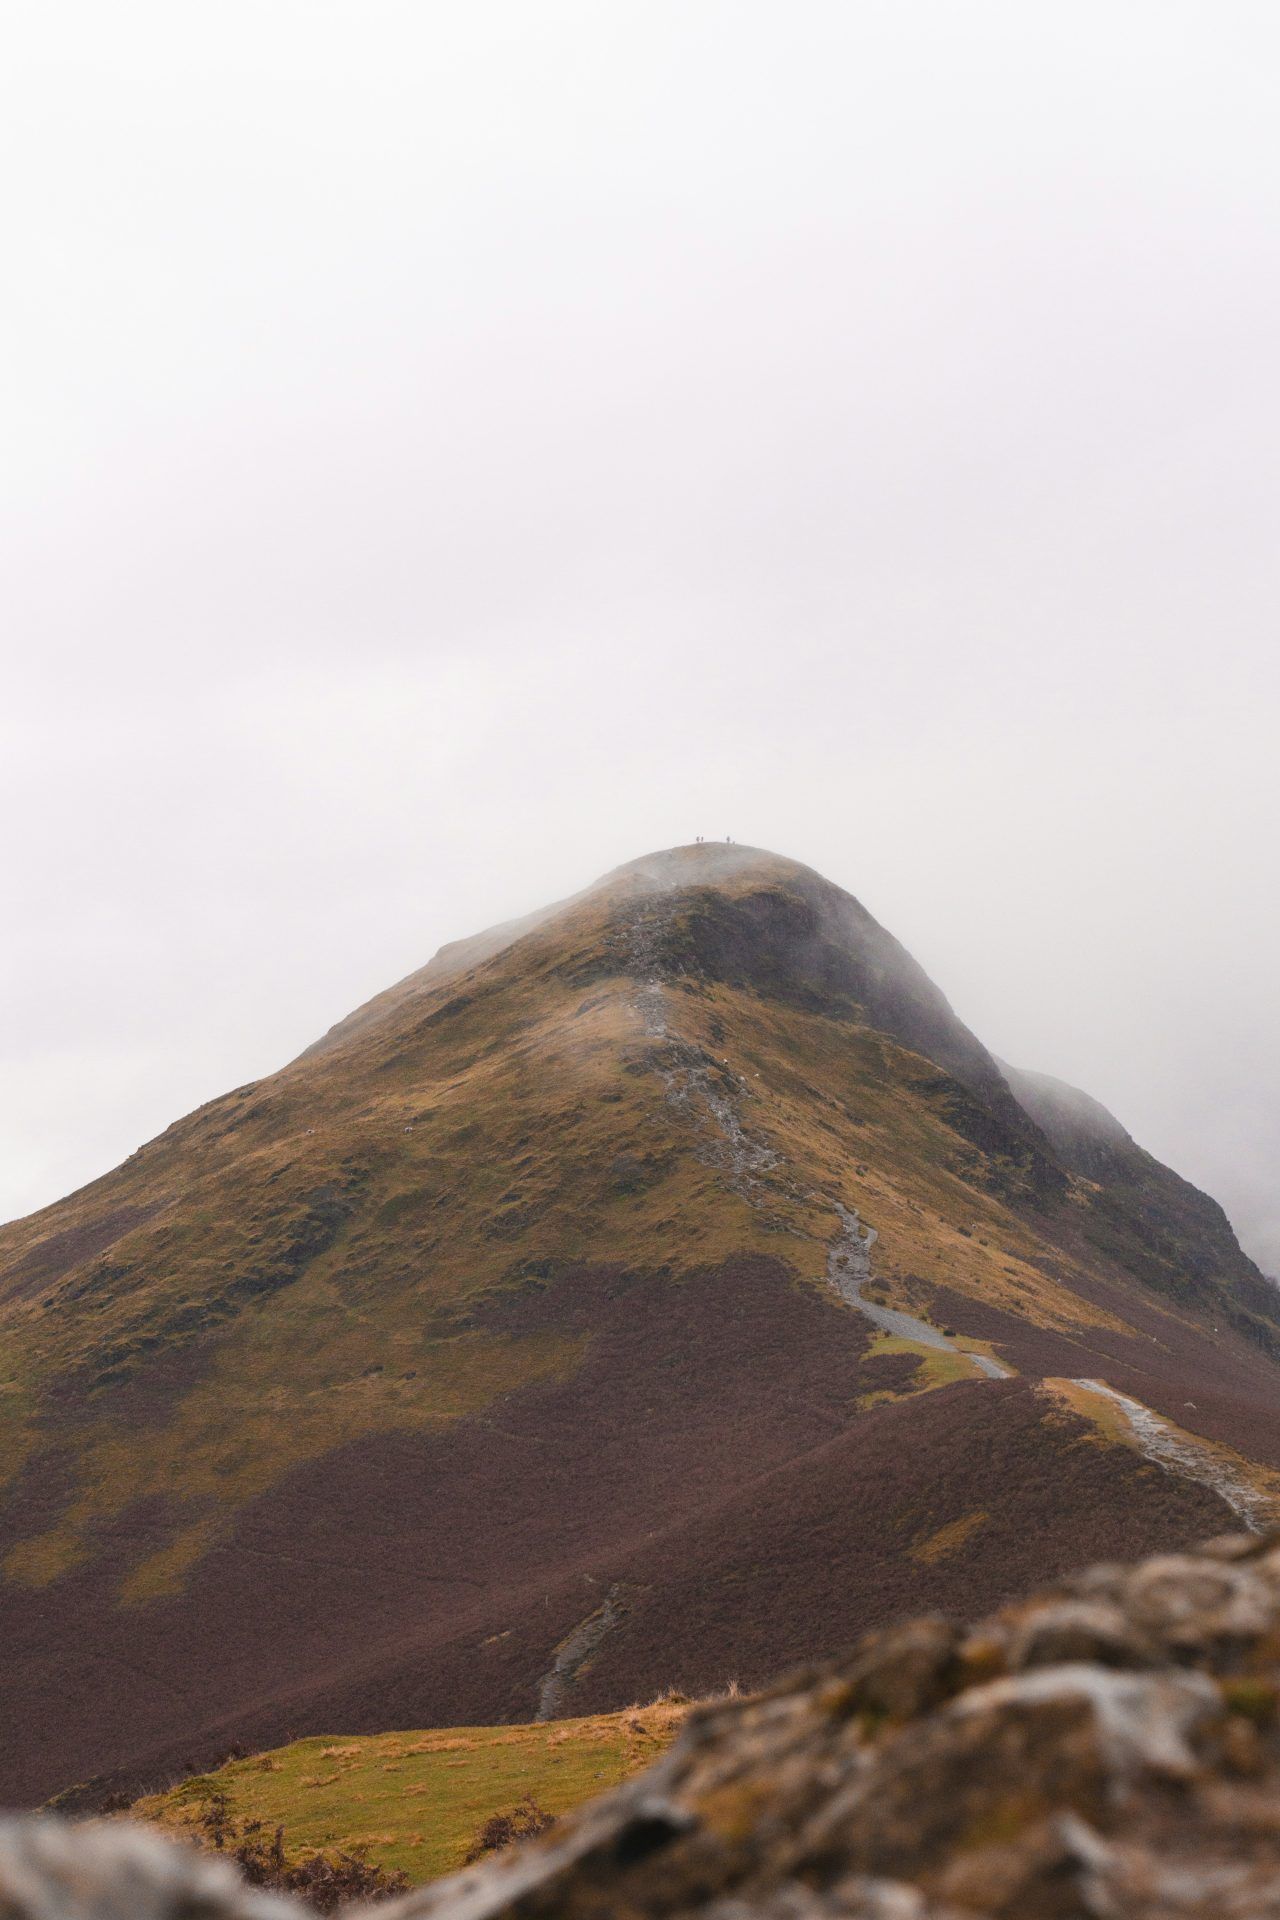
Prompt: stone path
<box><xmin>825</xmin><ymin>1203</ymin><xmax>1011</xmax><ymax>1379</ymax></box>
<box><xmin>1071</xmin><ymin>1377</ymin><xmax>1271</xmax><ymax>1532</ymax></box>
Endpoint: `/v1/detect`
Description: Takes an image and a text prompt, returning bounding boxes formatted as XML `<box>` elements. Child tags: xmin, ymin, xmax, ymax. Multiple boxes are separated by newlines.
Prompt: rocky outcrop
<box><xmin>15</xmin><ymin>1534</ymin><xmax>1280</xmax><ymax>1916</ymax></box>
<box><xmin>0</xmin><ymin>1816</ymin><xmax>292</xmax><ymax>1919</ymax></box>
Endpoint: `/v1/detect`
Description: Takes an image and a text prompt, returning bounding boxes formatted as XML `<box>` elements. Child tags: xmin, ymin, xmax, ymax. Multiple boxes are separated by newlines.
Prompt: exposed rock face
<box><xmin>14</xmin><ymin>1535</ymin><xmax>1280</xmax><ymax>1916</ymax></box>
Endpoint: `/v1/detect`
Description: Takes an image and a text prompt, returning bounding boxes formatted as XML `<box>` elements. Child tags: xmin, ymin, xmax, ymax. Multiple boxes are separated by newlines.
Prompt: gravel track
<box><xmin>826</xmin><ymin>1203</ymin><xmax>1011</xmax><ymax>1379</ymax></box>
<box><xmin>1070</xmin><ymin>1377</ymin><xmax>1272</xmax><ymax>1532</ymax></box>
<box><xmin>535</xmin><ymin>1585</ymin><xmax>629</xmax><ymax>1721</ymax></box>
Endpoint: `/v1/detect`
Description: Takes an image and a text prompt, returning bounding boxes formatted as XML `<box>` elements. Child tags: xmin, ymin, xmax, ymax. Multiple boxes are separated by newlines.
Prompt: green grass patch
<box><xmin>130</xmin><ymin>1704</ymin><xmax>685</xmax><ymax>1884</ymax></box>
<box><xmin>858</xmin><ymin>1331</ymin><xmax>979</xmax><ymax>1406</ymax></box>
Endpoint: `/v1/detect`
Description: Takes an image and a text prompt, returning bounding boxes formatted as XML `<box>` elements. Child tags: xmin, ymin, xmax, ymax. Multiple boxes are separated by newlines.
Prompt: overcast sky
<box><xmin>3</xmin><ymin>3</ymin><xmax>1278</xmax><ymax>1274</ymax></box>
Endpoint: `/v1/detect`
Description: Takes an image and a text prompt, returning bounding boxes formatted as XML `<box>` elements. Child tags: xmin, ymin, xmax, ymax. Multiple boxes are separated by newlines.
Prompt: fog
<box><xmin>3</xmin><ymin>3</ymin><xmax>1278</xmax><ymax>1273</ymax></box>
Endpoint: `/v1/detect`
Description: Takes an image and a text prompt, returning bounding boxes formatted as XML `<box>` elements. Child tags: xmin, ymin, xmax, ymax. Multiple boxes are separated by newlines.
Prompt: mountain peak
<box><xmin>303</xmin><ymin>843</ymin><xmax>846</xmax><ymax>1064</ymax></box>
<box><xmin>591</xmin><ymin>840</ymin><xmax>816</xmax><ymax>896</ymax></box>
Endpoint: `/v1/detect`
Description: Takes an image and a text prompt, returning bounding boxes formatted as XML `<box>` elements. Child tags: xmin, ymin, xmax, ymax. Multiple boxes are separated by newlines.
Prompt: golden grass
<box><xmin>1040</xmin><ymin>1378</ymin><xmax>1135</xmax><ymax>1448</ymax></box>
<box><xmin>910</xmin><ymin>1509</ymin><xmax>990</xmax><ymax>1564</ymax></box>
<box><xmin>130</xmin><ymin>1703</ymin><xmax>687</xmax><ymax>1884</ymax></box>
<box><xmin>857</xmin><ymin>1332</ymin><xmax>980</xmax><ymax>1406</ymax></box>
<box><xmin>673</xmin><ymin>985</ymin><xmax>1129</xmax><ymax>1337</ymax></box>
<box><xmin>8</xmin><ymin>1324</ymin><xmax>585</xmax><ymax>1599</ymax></box>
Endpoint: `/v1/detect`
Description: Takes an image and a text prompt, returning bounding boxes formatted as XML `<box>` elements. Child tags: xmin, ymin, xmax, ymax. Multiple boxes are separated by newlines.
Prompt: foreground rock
<box><xmin>15</xmin><ymin>1533</ymin><xmax>1280</xmax><ymax>1916</ymax></box>
<box><xmin>0</xmin><ymin>1817</ymin><xmax>293</xmax><ymax>1919</ymax></box>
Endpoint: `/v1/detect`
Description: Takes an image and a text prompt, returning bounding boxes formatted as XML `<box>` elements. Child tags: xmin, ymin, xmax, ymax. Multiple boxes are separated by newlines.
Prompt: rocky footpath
<box><xmin>15</xmin><ymin>1533</ymin><xmax>1280</xmax><ymax>1917</ymax></box>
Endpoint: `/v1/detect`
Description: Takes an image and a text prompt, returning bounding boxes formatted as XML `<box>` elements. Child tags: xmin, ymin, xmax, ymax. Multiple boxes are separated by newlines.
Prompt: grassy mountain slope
<box><xmin>2</xmin><ymin>843</ymin><xmax>1278</xmax><ymax>1805</ymax></box>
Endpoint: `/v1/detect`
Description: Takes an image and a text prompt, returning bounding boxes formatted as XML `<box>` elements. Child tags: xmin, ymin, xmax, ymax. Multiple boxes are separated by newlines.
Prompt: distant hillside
<box><xmin>3</xmin><ymin>842</ymin><xmax>1279</xmax><ymax>1806</ymax></box>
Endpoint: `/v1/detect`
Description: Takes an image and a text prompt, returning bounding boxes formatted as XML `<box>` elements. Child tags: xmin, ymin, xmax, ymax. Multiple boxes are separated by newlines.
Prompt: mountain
<box><xmin>3</xmin><ymin>842</ymin><xmax>1279</xmax><ymax>1807</ymax></box>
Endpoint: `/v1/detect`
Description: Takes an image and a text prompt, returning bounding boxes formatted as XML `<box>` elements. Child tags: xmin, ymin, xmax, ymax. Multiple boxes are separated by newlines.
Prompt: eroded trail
<box><xmin>625</xmin><ymin>894</ymin><xmax>778</xmax><ymax>1203</ymax></box>
<box><xmin>826</xmin><ymin>1204</ymin><xmax>1011</xmax><ymax>1378</ymax></box>
<box><xmin>535</xmin><ymin>1585</ymin><xmax>630</xmax><ymax>1722</ymax></box>
<box><xmin>1070</xmin><ymin>1378</ymin><xmax>1271</xmax><ymax>1532</ymax></box>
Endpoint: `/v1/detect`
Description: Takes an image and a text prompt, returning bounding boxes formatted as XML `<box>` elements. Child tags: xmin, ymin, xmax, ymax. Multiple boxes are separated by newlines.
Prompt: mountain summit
<box><xmin>3</xmin><ymin>844</ymin><xmax>1279</xmax><ymax>1805</ymax></box>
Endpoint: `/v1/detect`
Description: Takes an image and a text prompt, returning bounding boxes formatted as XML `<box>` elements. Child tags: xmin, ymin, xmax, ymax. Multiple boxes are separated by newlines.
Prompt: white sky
<box><xmin>3</xmin><ymin>2</ymin><xmax>1278</xmax><ymax>1272</ymax></box>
